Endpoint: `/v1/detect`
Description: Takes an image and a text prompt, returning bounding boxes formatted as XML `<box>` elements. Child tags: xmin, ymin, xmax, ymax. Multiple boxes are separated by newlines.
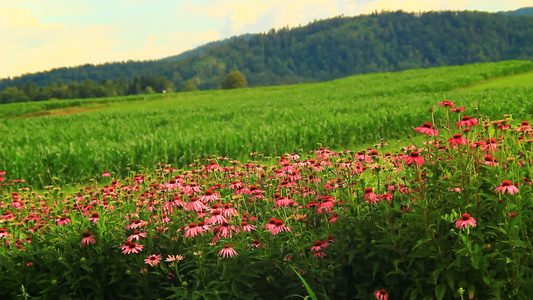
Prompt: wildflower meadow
<box><xmin>1</xmin><ymin>95</ymin><xmax>533</xmax><ymax>299</ymax></box>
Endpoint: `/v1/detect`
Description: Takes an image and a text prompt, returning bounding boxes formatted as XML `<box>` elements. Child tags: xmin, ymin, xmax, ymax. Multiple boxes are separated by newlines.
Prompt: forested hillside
<box><xmin>1</xmin><ymin>10</ymin><xmax>531</xmax><ymax>103</ymax></box>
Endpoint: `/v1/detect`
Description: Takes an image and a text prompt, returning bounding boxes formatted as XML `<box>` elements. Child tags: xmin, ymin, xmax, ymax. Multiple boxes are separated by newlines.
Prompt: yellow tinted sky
<box><xmin>0</xmin><ymin>0</ymin><xmax>529</xmax><ymax>79</ymax></box>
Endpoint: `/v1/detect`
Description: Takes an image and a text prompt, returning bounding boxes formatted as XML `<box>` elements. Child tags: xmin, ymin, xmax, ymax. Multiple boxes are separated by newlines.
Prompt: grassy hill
<box><xmin>0</xmin><ymin>60</ymin><xmax>531</xmax><ymax>188</ymax></box>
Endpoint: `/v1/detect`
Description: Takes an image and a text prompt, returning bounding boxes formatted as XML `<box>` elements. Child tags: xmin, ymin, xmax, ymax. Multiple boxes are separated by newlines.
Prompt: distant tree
<box><xmin>221</xmin><ymin>70</ymin><xmax>248</xmax><ymax>89</ymax></box>
<box><xmin>144</xmin><ymin>86</ymin><xmax>155</xmax><ymax>94</ymax></box>
<box><xmin>185</xmin><ymin>79</ymin><xmax>199</xmax><ymax>91</ymax></box>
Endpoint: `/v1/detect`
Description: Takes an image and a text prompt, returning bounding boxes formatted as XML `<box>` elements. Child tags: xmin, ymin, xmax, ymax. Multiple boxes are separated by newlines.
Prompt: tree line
<box><xmin>0</xmin><ymin>10</ymin><xmax>531</xmax><ymax>103</ymax></box>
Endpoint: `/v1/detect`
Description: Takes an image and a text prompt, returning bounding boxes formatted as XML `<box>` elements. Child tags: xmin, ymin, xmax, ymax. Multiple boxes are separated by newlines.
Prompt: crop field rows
<box><xmin>0</xmin><ymin>61</ymin><xmax>531</xmax><ymax>188</ymax></box>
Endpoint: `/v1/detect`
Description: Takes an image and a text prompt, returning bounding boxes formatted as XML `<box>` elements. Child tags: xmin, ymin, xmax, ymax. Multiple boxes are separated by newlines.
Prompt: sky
<box><xmin>0</xmin><ymin>0</ymin><xmax>530</xmax><ymax>79</ymax></box>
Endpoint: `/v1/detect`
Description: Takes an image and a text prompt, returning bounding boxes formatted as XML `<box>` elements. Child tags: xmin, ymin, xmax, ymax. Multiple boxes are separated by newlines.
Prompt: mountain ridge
<box><xmin>0</xmin><ymin>8</ymin><xmax>532</xmax><ymax>102</ymax></box>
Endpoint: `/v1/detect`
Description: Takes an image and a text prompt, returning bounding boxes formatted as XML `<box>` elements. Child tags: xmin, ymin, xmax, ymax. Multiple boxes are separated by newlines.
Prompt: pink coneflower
<box><xmin>310</xmin><ymin>240</ymin><xmax>329</xmax><ymax>252</ymax></box>
<box><xmin>124</xmin><ymin>219</ymin><xmax>149</xmax><ymax>230</ymax></box>
<box><xmin>222</xmin><ymin>203</ymin><xmax>239</xmax><ymax>217</ymax></box>
<box><xmin>186</xmin><ymin>197</ymin><xmax>207</xmax><ymax>212</ymax></box>
<box><xmin>289</xmin><ymin>153</ymin><xmax>300</xmax><ymax>160</ymax></box>
<box><xmin>264</xmin><ymin>218</ymin><xmax>277</xmax><ymax>231</ymax></box>
<box><xmin>128</xmin><ymin>230</ymin><xmax>147</xmax><ymax>241</ymax></box>
<box><xmin>439</xmin><ymin>100</ymin><xmax>455</xmax><ymax>108</ymax></box>
<box><xmin>87</xmin><ymin>211</ymin><xmax>100</xmax><ymax>224</ymax></box>
<box><xmin>101</xmin><ymin>171</ymin><xmax>111</xmax><ymax>177</ymax></box>
<box><xmin>483</xmin><ymin>154</ymin><xmax>498</xmax><ymax>166</ymax></box>
<box><xmin>455</xmin><ymin>213</ymin><xmax>477</xmax><ymax>229</ymax></box>
<box><xmin>81</xmin><ymin>231</ymin><xmax>96</xmax><ymax>246</ymax></box>
<box><xmin>481</xmin><ymin>137</ymin><xmax>498</xmax><ymax>152</ymax></box>
<box><xmin>241</xmin><ymin>221</ymin><xmax>257</xmax><ymax>232</ymax></box>
<box><xmin>414</xmin><ymin>122</ymin><xmax>439</xmax><ymax>136</ymax></box>
<box><xmin>120</xmin><ymin>241</ymin><xmax>144</xmax><ymax>254</ymax></box>
<box><xmin>448</xmin><ymin>134</ymin><xmax>468</xmax><ymax>146</ymax></box>
<box><xmin>405</xmin><ymin>151</ymin><xmax>424</xmax><ymax>166</ymax></box>
<box><xmin>495</xmin><ymin>180</ymin><xmax>519</xmax><ymax>195</ymax></box>
<box><xmin>515</xmin><ymin>120</ymin><xmax>532</xmax><ymax>132</ymax></box>
<box><xmin>0</xmin><ymin>228</ymin><xmax>11</xmax><ymax>238</ymax></box>
<box><xmin>456</xmin><ymin>116</ymin><xmax>478</xmax><ymax>128</ymax></box>
<box><xmin>270</xmin><ymin>219</ymin><xmax>291</xmax><ymax>236</ymax></box>
<box><xmin>276</xmin><ymin>196</ymin><xmax>292</xmax><ymax>207</ymax></box>
<box><xmin>205</xmin><ymin>210</ymin><xmax>228</xmax><ymax>225</ymax></box>
<box><xmin>451</xmin><ymin>106</ymin><xmax>465</xmax><ymax>113</ymax></box>
<box><xmin>229</xmin><ymin>181</ymin><xmax>244</xmax><ymax>190</ymax></box>
<box><xmin>198</xmin><ymin>189</ymin><xmax>219</xmax><ymax>202</ymax></box>
<box><xmin>218</xmin><ymin>244</ymin><xmax>238</xmax><ymax>258</ymax></box>
<box><xmin>313</xmin><ymin>252</ymin><xmax>326</xmax><ymax>258</ymax></box>
<box><xmin>165</xmin><ymin>254</ymin><xmax>185</xmax><ymax>262</ymax></box>
<box><xmin>55</xmin><ymin>216</ymin><xmax>71</xmax><ymax>226</ymax></box>
<box><xmin>144</xmin><ymin>254</ymin><xmax>162</xmax><ymax>267</ymax></box>
<box><xmin>213</xmin><ymin>222</ymin><xmax>240</xmax><ymax>240</ymax></box>
<box><xmin>248</xmin><ymin>238</ymin><xmax>262</xmax><ymax>248</ymax></box>
<box><xmin>364</xmin><ymin>188</ymin><xmax>379</xmax><ymax>204</ymax></box>
<box><xmin>183</xmin><ymin>223</ymin><xmax>204</xmax><ymax>238</ymax></box>
<box><xmin>374</xmin><ymin>289</ymin><xmax>389</xmax><ymax>300</ymax></box>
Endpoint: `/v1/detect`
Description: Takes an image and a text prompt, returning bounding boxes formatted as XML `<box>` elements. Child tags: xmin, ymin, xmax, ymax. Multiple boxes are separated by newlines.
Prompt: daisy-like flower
<box><xmin>270</xmin><ymin>219</ymin><xmax>291</xmax><ymax>236</ymax></box>
<box><xmin>186</xmin><ymin>197</ymin><xmax>207</xmax><ymax>212</ymax></box>
<box><xmin>198</xmin><ymin>189</ymin><xmax>219</xmax><ymax>202</ymax></box>
<box><xmin>205</xmin><ymin>210</ymin><xmax>228</xmax><ymax>225</ymax></box>
<box><xmin>374</xmin><ymin>289</ymin><xmax>389</xmax><ymax>300</ymax></box>
<box><xmin>455</xmin><ymin>213</ymin><xmax>477</xmax><ymax>229</ymax></box>
<box><xmin>439</xmin><ymin>100</ymin><xmax>455</xmax><ymax>108</ymax></box>
<box><xmin>144</xmin><ymin>254</ymin><xmax>162</xmax><ymax>267</ymax></box>
<box><xmin>165</xmin><ymin>254</ymin><xmax>185</xmax><ymax>262</ymax></box>
<box><xmin>456</xmin><ymin>116</ymin><xmax>478</xmax><ymax>128</ymax></box>
<box><xmin>494</xmin><ymin>180</ymin><xmax>519</xmax><ymax>195</ymax></box>
<box><xmin>124</xmin><ymin>219</ymin><xmax>149</xmax><ymax>230</ymax></box>
<box><xmin>213</xmin><ymin>222</ymin><xmax>240</xmax><ymax>239</ymax></box>
<box><xmin>483</xmin><ymin>154</ymin><xmax>498</xmax><ymax>166</ymax></box>
<box><xmin>101</xmin><ymin>171</ymin><xmax>111</xmax><ymax>177</ymax></box>
<box><xmin>451</xmin><ymin>106</ymin><xmax>465</xmax><ymax>113</ymax></box>
<box><xmin>405</xmin><ymin>151</ymin><xmax>424</xmax><ymax>166</ymax></box>
<box><xmin>87</xmin><ymin>211</ymin><xmax>100</xmax><ymax>224</ymax></box>
<box><xmin>120</xmin><ymin>241</ymin><xmax>144</xmax><ymax>254</ymax></box>
<box><xmin>448</xmin><ymin>134</ymin><xmax>468</xmax><ymax>146</ymax></box>
<box><xmin>218</xmin><ymin>244</ymin><xmax>238</xmax><ymax>258</ymax></box>
<box><xmin>127</xmin><ymin>230</ymin><xmax>147</xmax><ymax>241</ymax></box>
<box><xmin>364</xmin><ymin>187</ymin><xmax>379</xmax><ymax>204</ymax></box>
<box><xmin>515</xmin><ymin>120</ymin><xmax>532</xmax><ymax>132</ymax></box>
<box><xmin>264</xmin><ymin>218</ymin><xmax>277</xmax><ymax>231</ymax></box>
<box><xmin>0</xmin><ymin>228</ymin><xmax>11</xmax><ymax>238</ymax></box>
<box><xmin>414</xmin><ymin>122</ymin><xmax>439</xmax><ymax>136</ymax></box>
<box><xmin>313</xmin><ymin>252</ymin><xmax>327</xmax><ymax>258</ymax></box>
<box><xmin>55</xmin><ymin>216</ymin><xmax>71</xmax><ymax>226</ymax></box>
<box><xmin>481</xmin><ymin>137</ymin><xmax>498</xmax><ymax>152</ymax></box>
<box><xmin>275</xmin><ymin>196</ymin><xmax>292</xmax><ymax>207</ymax></box>
<box><xmin>241</xmin><ymin>221</ymin><xmax>257</xmax><ymax>232</ymax></box>
<box><xmin>183</xmin><ymin>223</ymin><xmax>204</xmax><ymax>238</ymax></box>
<box><xmin>222</xmin><ymin>203</ymin><xmax>239</xmax><ymax>217</ymax></box>
<box><xmin>310</xmin><ymin>240</ymin><xmax>329</xmax><ymax>252</ymax></box>
<box><xmin>81</xmin><ymin>231</ymin><xmax>96</xmax><ymax>246</ymax></box>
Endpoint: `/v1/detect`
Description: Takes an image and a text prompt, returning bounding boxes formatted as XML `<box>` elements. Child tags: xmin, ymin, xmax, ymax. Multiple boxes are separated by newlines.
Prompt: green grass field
<box><xmin>1</xmin><ymin>60</ymin><xmax>532</xmax><ymax>188</ymax></box>
<box><xmin>464</xmin><ymin>71</ymin><xmax>533</xmax><ymax>90</ymax></box>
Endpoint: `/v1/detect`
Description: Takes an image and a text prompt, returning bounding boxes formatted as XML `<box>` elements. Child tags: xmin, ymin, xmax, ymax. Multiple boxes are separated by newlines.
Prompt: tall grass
<box><xmin>0</xmin><ymin>60</ymin><xmax>531</xmax><ymax>187</ymax></box>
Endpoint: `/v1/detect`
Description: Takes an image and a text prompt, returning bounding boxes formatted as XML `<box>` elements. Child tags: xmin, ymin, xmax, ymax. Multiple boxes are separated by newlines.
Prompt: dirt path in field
<box><xmin>12</xmin><ymin>106</ymin><xmax>104</xmax><ymax>119</ymax></box>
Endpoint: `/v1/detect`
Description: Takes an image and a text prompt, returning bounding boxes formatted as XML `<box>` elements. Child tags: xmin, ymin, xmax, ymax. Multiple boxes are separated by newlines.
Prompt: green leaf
<box><xmin>432</xmin><ymin>269</ymin><xmax>442</xmax><ymax>285</ymax></box>
<box><xmin>289</xmin><ymin>265</ymin><xmax>318</xmax><ymax>300</ymax></box>
<box><xmin>435</xmin><ymin>284</ymin><xmax>446</xmax><ymax>300</ymax></box>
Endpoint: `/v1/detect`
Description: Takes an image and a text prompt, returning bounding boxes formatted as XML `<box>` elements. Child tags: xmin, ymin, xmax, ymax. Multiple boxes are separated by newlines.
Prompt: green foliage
<box><xmin>184</xmin><ymin>80</ymin><xmax>199</xmax><ymax>92</ymax></box>
<box><xmin>1</xmin><ymin>102</ymin><xmax>533</xmax><ymax>298</ymax></box>
<box><xmin>221</xmin><ymin>71</ymin><xmax>248</xmax><ymax>89</ymax></box>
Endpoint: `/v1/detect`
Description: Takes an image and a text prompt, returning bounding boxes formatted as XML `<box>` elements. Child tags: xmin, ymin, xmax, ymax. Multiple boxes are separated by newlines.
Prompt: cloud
<box><xmin>0</xmin><ymin>5</ymin><xmax>221</xmax><ymax>78</ymax></box>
